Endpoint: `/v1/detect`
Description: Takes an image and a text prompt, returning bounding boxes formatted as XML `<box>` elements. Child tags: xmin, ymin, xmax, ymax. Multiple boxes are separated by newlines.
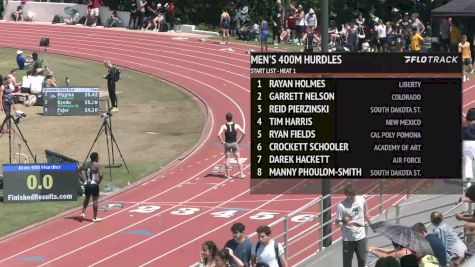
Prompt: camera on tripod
<box><xmin>15</xmin><ymin>111</ymin><xmax>26</xmax><ymax>124</ymax></box>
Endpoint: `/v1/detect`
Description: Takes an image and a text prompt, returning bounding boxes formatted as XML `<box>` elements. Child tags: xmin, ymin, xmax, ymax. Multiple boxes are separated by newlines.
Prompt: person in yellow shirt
<box><xmin>410</xmin><ymin>27</ymin><xmax>424</xmax><ymax>52</ymax></box>
<box><xmin>459</xmin><ymin>34</ymin><xmax>473</xmax><ymax>82</ymax></box>
<box><xmin>450</xmin><ymin>24</ymin><xmax>462</xmax><ymax>52</ymax></box>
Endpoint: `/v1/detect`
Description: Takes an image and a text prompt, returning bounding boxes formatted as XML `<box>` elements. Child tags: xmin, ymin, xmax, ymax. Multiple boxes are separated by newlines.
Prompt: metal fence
<box><xmin>190</xmin><ymin>179</ymin><xmax>422</xmax><ymax>267</ymax></box>
<box><xmin>365</xmin><ymin>192</ymin><xmax>470</xmax><ymax>267</ymax></box>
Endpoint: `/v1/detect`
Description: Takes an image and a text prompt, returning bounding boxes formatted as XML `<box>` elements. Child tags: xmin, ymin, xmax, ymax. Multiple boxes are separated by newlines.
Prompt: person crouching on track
<box><xmin>78</xmin><ymin>152</ymin><xmax>103</xmax><ymax>222</ymax></box>
<box><xmin>218</xmin><ymin>112</ymin><xmax>246</xmax><ymax>179</ymax></box>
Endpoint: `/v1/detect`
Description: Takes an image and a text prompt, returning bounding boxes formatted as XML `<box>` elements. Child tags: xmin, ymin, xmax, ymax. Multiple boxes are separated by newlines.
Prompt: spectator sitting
<box><xmin>430</xmin><ymin>211</ymin><xmax>467</xmax><ymax>261</ymax></box>
<box><xmin>24</xmin><ymin>10</ymin><xmax>33</xmax><ymax>22</ymax></box>
<box><xmin>64</xmin><ymin>10</ymin><xmax>80</xmax><ymax>25</ymax></box>
<box><xmin>45</xmin><ymin>71</ymin><xmax>57</xmax><ymax>87</ymax></box>
<box><xmin>368</xmin><ymin>242</ymin><xmax>415</xmax><ymax>260</ymax></box>
<box><xmin>30</xmin><ymin>68</ymin><xmax>45</xmax><ymax>95</ymax></box>
<box><xmin>146</xmin><ymin>3</ymin><xmax>164</xmax><ymax>31</ymax></box>
<box><xmin>20</xmin><ymin>70</ymin><xmax>33</xmax><ymax>93</ymax></box>
<box><xmin>411</xmin><ymin>223</ymin><xmax>448</xmax><ymax>266</ymax></box>
<box><xmin>328</xmin><ymin>20</ymin><xmax>339</xmax><ymax>44</ymax></box>
<box><xmin>361</xmin><ymin>39</ymin><xmax>374</xmax><ymax>52</ymax></box>
<box><xmin>11</xmin><ymin>6</ymin><xmax>22</xmax><ymax>22</ymax></box>
<box><xmin>23</xmin><ymin>69</ymin><xmax>45</xmax><ymax>106</ymax></box>
<box><xmin>106</xmin><ymin>11</ymin><xmax>122</xmax><ymax>28</ymax></box>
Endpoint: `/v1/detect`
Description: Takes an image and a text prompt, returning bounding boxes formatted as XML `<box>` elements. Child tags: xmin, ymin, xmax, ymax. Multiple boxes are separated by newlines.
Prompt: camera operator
<box><xmin>103</xmin><ymin>60</ymin><xmax>119</xmax><ymax>112</ymax></box>
<box><xmin>1</xmin><ymin>75</ymin><xmax>15</xmax><ymax>115</ymax></box>
<box><xmin>30</xmin><ymin>52</ymin><xmax>43</xmax><ymax>74</ymax></box>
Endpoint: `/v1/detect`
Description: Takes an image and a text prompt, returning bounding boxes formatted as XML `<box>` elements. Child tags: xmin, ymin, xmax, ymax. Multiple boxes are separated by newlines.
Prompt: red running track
<box><xmin>0</xmin><ymin>23</ymin><xmax>470</xmax><ymax>267</ymax></box>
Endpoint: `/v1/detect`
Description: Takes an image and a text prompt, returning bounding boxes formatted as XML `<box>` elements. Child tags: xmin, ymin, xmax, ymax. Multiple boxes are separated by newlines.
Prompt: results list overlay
<box><xmin>250</xmin><ymin>53</ymin><xmax>461</xmax><ymax>184</ymax></box>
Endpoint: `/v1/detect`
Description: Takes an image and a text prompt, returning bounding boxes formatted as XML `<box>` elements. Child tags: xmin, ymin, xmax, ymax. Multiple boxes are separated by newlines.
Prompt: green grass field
<box><xmin>0</xmin><ymin>48</ymin><xmax>205</xmax><ymax>237</ymax></box>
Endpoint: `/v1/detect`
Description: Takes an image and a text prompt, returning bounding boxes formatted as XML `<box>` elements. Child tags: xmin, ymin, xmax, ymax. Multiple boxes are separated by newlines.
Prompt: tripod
<box><xmin>39</xmin><ymin>37</ymin><xmax>50</xmax><ymax>72</ymax></box>
<box><xmin>84</xmin><ymin>112</ymin><xmax>129</xmax><ymax>181</ymax></box>
<box><xmin>0</xmin><ymin>113</ymin><xmax>36</xmax><ymax>164</ymax></box>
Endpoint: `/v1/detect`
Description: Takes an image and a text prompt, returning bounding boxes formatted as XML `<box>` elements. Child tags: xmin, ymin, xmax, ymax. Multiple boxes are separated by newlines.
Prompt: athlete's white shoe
<box><xmin>93</xmin><ymin>218</ymin><xmax>102</xmax><ymax>223</ymax></box>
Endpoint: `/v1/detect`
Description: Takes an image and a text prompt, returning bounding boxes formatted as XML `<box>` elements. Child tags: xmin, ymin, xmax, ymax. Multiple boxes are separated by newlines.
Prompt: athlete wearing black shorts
<box><xmin>218</xmin><ymin>112</ymin><xmax>246</xmax><ymax>179</ymax></box>
<box><xmin>78</xmin><ymin>152</ymin><xmax>103</xmax><ymax>222</ymax></box>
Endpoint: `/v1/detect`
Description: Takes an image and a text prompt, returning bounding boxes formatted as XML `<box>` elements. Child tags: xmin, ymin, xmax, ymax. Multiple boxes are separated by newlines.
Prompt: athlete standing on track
<box><xmin>78</xmin><ymin>152</ymin><xmax>103</xmax><ymax>222</ymax></box>
<box><xmin>221</xmin><ymin>9</ymin><xmax>231</xmax><ymax>44</ymax></box>
<box><xmin>218</xmin><ymin>112</ymin><xmax>246</xmax><ymax>179</ymax></box>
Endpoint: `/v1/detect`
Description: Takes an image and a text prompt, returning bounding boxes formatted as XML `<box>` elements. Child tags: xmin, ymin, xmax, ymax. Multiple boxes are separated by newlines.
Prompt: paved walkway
<box><xmin>298</xmin><ymin>180</ymin><xmax>466</xmax><ymax>267</ymax></box>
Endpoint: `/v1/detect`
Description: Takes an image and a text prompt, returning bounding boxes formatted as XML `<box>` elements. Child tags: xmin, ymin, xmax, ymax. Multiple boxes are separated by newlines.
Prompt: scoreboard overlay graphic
<box><xmin>250</xmin><ymin>53</ymin><xmax>462</xmax><ymax>193</ymax></box>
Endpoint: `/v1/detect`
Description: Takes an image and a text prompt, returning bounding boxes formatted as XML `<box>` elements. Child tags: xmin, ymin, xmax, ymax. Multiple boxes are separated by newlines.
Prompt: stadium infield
<box><xmin>0</xmin><ymin>47</ymin><xmax>205</xmax><ymax>237</ymax></box>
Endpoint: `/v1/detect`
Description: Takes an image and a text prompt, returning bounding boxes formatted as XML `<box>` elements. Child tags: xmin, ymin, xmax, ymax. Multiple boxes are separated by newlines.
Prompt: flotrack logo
<box><xmin>404</xmin><ymin>55</ymin><xmax>459</xmax><ymax>64</ymax></box>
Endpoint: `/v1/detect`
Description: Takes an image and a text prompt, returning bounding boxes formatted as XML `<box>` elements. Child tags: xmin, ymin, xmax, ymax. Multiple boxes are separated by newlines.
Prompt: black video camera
<box><xmin>15</xmin><ymin>111</ymin><xmax>26</xmax><ymax>123</ymax></box>
<box><xmin>100</xmin><ymin>112</ymin><xmax>112</xmax><ymax>118</ymax></box>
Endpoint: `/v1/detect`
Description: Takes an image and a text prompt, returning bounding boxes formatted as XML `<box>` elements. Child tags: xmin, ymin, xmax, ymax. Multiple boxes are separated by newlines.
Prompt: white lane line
<box><xmin>39</xmin><ymin>166</ymin><xmax>252</xmax><ymax>267</ymax></box>
<box><xmin>0</xmin><ymin>156</ymin><xmax>225</xmax><ymax>263</ymax></box>
<box><xmin>91</xmin><ymin>171</ymin><xmax>305</xmax><ymax>267</ymax></box>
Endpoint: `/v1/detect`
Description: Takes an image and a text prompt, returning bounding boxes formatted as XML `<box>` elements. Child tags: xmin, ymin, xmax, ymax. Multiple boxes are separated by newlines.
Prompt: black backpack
<box><xmin>52</xmin><ymin>15</ymin><xmax>62</xmax><ymax>24</ymax></box>
<box><xmin>255</xmin><ymin>241</ymin><xmax>282</xmax><ymax>267</ymax></box>
<box><xmin>114</xmin><ymin>68</ymin><xmax>121</xmax><ymax>82</ymax></box>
